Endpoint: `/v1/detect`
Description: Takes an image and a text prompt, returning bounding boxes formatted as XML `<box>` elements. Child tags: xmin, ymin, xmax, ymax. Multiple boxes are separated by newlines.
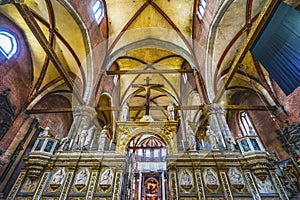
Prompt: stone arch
<box><xmin>205</xmin><ymin>0</ymin><xmax>235</xmax><ymax>102</ymax></box>
<box><xmin>57</xmin><ymin>0</ymin><xmax>95</xmax><ymax>102</ymax></box>
<box><xmin>118</xmin><ymin>126</ymin><xmax>177</xmax><ymax>155</ymax></box>
<box><xmin>104</xmin><ymin>38</ymin><xmax>198</xmax><ymax>72</ymax></box>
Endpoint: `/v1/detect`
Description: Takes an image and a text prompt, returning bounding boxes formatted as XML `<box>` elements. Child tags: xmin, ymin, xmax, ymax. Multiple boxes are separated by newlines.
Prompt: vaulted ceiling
<box><xmin>0</xmin><ymin>0</ymin><xmax>299</xmax><ymax>124</ymax></box>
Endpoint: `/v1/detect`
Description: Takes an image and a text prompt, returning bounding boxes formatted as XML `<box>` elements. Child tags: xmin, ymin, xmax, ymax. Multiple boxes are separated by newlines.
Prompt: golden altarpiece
<box><xmin>8</xmin><ymin>104</ymin><xmax>290</xmax><ymax>200</ymax></box>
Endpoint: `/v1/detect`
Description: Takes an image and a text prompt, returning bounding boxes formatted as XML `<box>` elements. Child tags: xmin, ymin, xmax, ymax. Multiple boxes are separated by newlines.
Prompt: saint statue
<box><xmin>205</xmin><ymin>169</ymin><xmax>218</xmax><ymax>185</ymax></box>
<box><xmin>78</xmin><ymin>125</ymin><xmax>88</xmax><ymax>150</ymax></box>
<box><xmin>228</xmin><ymin>168</ymin><xmax>243</xmax><ymax>184</ymax></box>
<box><xmin>187</xmin><ymin>124</ymin><xmax>196</xmax><ymax>150</ymax></box>
<box><xmin>75</xmin><ymin>169</ymin><xmax>89</xmax><ymax>185</ymax></box>
<box><xmin>206</xmin><ymin>125</ymin><xmax>218</xmax><ymax>150</ymax></box>
<box><xmin>51</xmin><ymin>169</ymin><xmax>65</xmax><ymax>184</ymax></box>
<box><xmin>180</xmin><ymin>169</ymin><xmax>192</xmax><ymax>186</ymax></box>
<box><xmin>100</xmin><ymin>169</ymin><xmax>113</xmax><ymax>185</ymax></box>
<box><xmin>120</xmin><ymin>103</ymin><xmax>129</xmax><ymax>121</ymax></box>
<box><xmin>167</xmin><ymin>103</ymin><xmax>175</xmax><ymax>121</ymax></box>
<box><xmin>98</xmin><ymin>125</ymin><xmax>108</xmax><ymax>151</ymax></box>
<box><xmin>40</xmin><ymin>126</ymin><xmax>50</xmax><ymax>137</ymax></box>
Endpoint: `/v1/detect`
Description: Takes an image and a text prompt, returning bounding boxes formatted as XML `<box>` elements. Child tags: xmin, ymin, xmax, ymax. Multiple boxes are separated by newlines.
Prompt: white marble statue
<box><xmin>78</xmin><ymin>125</ymin><xmax>88</xmax><ymax>150</ymax></box>
<box><xmin>228</xmin><ymin>168</ymin><xmax>243</xmax><ymax>185</ymax></box>
<box><xmin>100</xmin><ymin>169</ymin><xmax>113</xmax><ymax>185</ymax></box>
<box><xmin>187</xmin><ymin>124</ymin><xmax>196</xmax><ymax>150</ymax></box>
<box><xmin>98</xmin><ymin>126</ymin><xmax>108</xmax><ymax>151</ymax></box>
<box><xmin>167</xmin><ymin>103</ymin><xmax>175</xmax><ymax>121</ymax></box>
<box><xmin>120</xmin><ymin>103</ymin><xmax>129</xmax><ymax>121</ymax></box>
<box><xmin>206</xmin><ymin>125</ymin><xmax>218</xmax><ymax>150</ymax></box>
<box><xmin>205</xmin><ymin>169</ymin><xmax>218</xmax><ymax>185</ymax></box>
<box><xmin>180</xmin><ymin>169</ymin><xmax>192</xmax><ymax>185</ymax></box>
<box><xmin>51</xmin><ymin>169</ymin><xmax>65</xmax><ymax>184</ymax></box>
<box><xmin>75</xmin><ymin>169</ymin><xmax>89</xmax><ymax>185</ymax></box>
<box><xmin>40</xmin><ymin>126</ymin><xmax>50</xmax><ymax>137</ymax></box>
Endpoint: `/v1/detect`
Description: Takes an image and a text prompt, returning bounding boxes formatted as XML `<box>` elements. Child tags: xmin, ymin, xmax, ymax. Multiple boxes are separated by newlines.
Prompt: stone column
<box><xmin>203</xmin><ymin>103</ymin><xmax>235</xmax><ymax>150</ymax></box>
<box><xmin>67</xmin><ymin>105</ymin><xmax>97</xmax><ymax>150</ymax></box>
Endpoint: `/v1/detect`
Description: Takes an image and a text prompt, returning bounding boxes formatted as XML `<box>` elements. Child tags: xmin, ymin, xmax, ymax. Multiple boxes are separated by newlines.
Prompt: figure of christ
<box><xmin>132</xmin><ymin>77</ymin><xmax>164</xmax><ymax>116</ymax></box>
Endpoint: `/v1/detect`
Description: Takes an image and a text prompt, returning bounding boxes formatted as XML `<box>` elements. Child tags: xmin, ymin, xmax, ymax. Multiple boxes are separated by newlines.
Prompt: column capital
<box><xmin>203</xmin><ymin>103</ymin><xmax>224</xmax><ymax>116</ymax></box>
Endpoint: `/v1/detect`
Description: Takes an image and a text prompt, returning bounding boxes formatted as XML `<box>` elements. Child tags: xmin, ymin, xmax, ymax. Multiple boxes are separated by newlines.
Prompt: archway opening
<box><xmin>126</xmin><ymin>133</ymin><xmax>168</xmax><ymax>200</ymax></box>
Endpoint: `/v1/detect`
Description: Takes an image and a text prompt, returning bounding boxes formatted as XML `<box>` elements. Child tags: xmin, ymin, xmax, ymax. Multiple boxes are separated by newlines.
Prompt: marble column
<box><xmin>203</xmin><ymin>103</ymin><xmax>235</xmax><ymax>150</ymax></box>
<box><xmin>67</xmin><ymin>105</ymin><xmax>97</xmax><ymax>150</ymax></box>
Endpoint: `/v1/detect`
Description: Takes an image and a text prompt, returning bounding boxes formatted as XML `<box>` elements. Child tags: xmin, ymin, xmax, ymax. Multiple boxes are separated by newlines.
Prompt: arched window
<box><xmin>0</xmin><ymin>30</ymin><xmax>18</xmax><ymax>59</ymax></box>
<box><xmin>197</xmin><ymin>0</ymin><xmax>206</xmax><ymax>20</ymax></box>
<box><xmin>240</xmin><ymin>111</ymin><xmax>257</xmax><ymax>136</ymax></box>
<box><xmin>92</xmin><ymin>0</ymin><xmax>104</xmax><ymax>24</ymax></box>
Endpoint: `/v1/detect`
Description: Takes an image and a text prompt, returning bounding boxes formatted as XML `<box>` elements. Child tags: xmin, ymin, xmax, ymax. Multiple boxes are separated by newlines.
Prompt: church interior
<box><xmin>0</xmin><ymin>0</ymin><xmax>300</xmax><ymax>199</ymax></box>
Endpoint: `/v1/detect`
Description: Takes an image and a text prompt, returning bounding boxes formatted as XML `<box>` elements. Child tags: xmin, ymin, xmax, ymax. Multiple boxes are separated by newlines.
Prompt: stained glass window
<box><xmin>92</xmin><ymin>0</ymin><xmax>104</xmax><ymax>24</ymax></box>
<box><xmin>0</xmin><ymin>30</ymin><xmax>18</xmax><ymax>59</ymax></box>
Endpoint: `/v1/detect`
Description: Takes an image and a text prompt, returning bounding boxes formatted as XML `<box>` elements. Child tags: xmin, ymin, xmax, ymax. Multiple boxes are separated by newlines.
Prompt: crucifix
<box><xmin>132</xmin><ymin>77</ymin><xmax>164</xmax><ymax>116</ymax></box>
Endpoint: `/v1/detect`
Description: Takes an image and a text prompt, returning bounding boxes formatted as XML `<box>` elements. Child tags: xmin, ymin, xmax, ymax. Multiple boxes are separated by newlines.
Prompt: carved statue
<box><xmin>120</xmin><ymin>103</ymin><xmax>129</xmax><ymax>121</ymax></box>
<box><xmin>167</xmin><ymin>103</ymin><xmax>175</xmax><ymax>121</ymax></box>
<box><xmin>78</xmin><ymin>125</ymin><xmax>88</xmax><ymax>150</ymax></box>
<box><xmin>98</xmin><ymin>126</ymin><xmax>108</xmax><ymax>151</ymax></box>
<box><xmin>206</xmin><ymin>125</ymin><xmax>218</xmax><ymax>150</ymax></box>
<box><xmin>22</xmin><ymin>177</ymin><xmax>37</xmax><ymax>192</ymax></box>
<box><xmin>205</xmin><ymin>169</ymin><xmax>218</xmax><ymax>185</ymax></box>
<box><xmin>187</xmin><ymin>124</ymin><xmax>196</xmax><ymax>150</ymax></box>
<box><xmin>75</xmin><ymin>169</ymin><xmax>89</xmax><ymax>185</ymax></box>
<box><xmin>256</xmin><ymin>177</ymin><xmax>275</xmax><ymax>193</ymax></box>
<box><xmin>100</xmin><ymin>169</ymin><xmax>113</xmax><ymax>185</ymax></box>
<box><xmin>228</xmin><ymin>168</ymin><xmax>243</xmax><ymax>184</ymax></box>
<box><xmin>40</xmin><ymin>126</ymin><xmax>50</xmax><ymax>137</ymax></box>
<box><xmin>180</xmin><ymin>169</ymin><xmax>192</xmax><ymax>186</ymax></box>
<box><xmin>51</xmin><ymin>169</ymin><xmax>65</xmax><ymax>184</ymax></box>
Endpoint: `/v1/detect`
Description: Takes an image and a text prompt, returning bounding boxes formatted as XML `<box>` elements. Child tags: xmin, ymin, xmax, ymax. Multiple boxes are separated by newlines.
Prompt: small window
<box><xmin>198</xmin><ymin>0</ymin><xmax>206</xmax><ymax>20</ymax></box>
<box><xmin>44</xmin><ymin>140</ymin><xmax>54</xmax><ymax>152</ymax></box>
<box><xmin>34</xmin><ymin>139</ymin><xmax>45</xmax><ymax>151</ymax></box>
<box><xmin>240</xmin><ymin>112</ymin><xmax>257</xmax><ymax>136</ymax></box>
<box><xmin>113</xmin><ymin>75</ymin><xmax>118</xmax><ymax>86</ymax></box>
<box><xmin>0</xmin><ymin>30</ymin><xmax>18</xmax><ymax>59</ymax></box>
<box><xmin>92</xmin><ymin>0</ymin><xmax>104</xmax><ymax>24</ymax></box>
<box><xmin>182</xmin><ymin>73</ymin><xmax>187</xmax><ymax>84</ymax></box>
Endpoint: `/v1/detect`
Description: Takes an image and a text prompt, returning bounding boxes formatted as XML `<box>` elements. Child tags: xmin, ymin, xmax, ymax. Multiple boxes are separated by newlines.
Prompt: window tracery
<box><xmin>0</xmin><ymin>29</ymin><xmax>18</xmax><ymax>59</ymax></box>
<box><xmin>240</xmin><ymin>111</ymin><xmax>257</xmax><ymax>136</ymax></box>
<box><xmin>197</xmin><ymin>0</ymin><xmax>206</xmax><ymax>20</ymax></box>
<box><xmin>92</xmin><ymin>0</ymin><xmax>104</xmax><ymax>24</ymax></box>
